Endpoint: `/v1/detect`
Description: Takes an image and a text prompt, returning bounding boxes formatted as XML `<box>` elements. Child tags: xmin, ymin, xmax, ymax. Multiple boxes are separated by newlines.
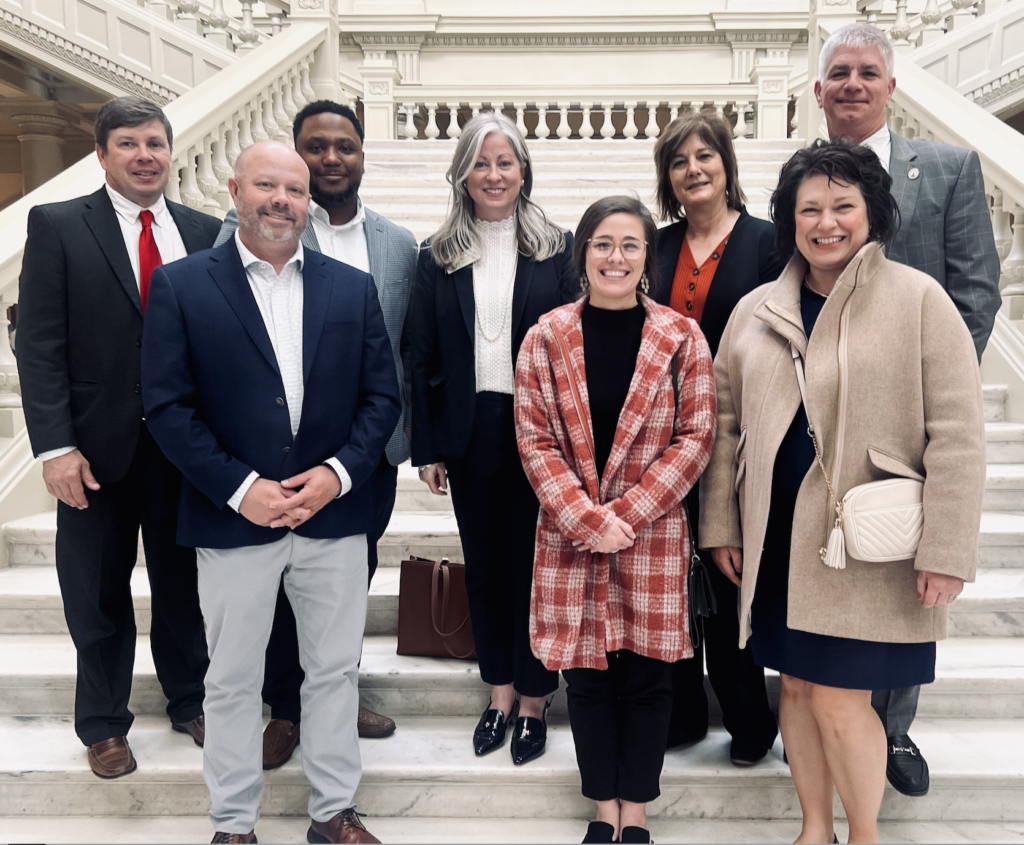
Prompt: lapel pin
<box><xmin>908</xmin><ymin>167</ymin><xmax>920</xmax><ymax>180</ymax></box>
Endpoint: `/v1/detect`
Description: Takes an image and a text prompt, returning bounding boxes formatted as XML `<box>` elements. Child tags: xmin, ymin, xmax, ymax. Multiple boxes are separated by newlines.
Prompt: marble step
<box><xmin>988</xmin><ymin>423</ymin><xmax>1024</xmax><ymax>464</ymax></box>
<box><xmin>4</xmin><ymin>817</ymin><xmax>1024</xmax><ymax>844</ymax></box>
<box><xmin>1</xmin><ymin>634</ymin><xmax>1023</xmax><ymax>720</ymax></box>
<box><xmin>3</xmin><ymin>563</ymin><xmax>1020</xmax><ymax>639</ymax></box>
<box><xmin>1</xmin><ymin>714</ymin><xmax>1023</xmax><ymax>821</ymax></box>
<box><xmin>986</xmin><ymin>385</ymin><xmax>1009</xmax><ymax>423</ymax></box>
<box><xmin>987</xmin><ymin>465</ymin><xmax>1024</xmax><ymax>512</ymax></box>
<box><xmin>395</xmin><ymin>462</ymin><xmax>453</xmax><ymax>511</ymax></box>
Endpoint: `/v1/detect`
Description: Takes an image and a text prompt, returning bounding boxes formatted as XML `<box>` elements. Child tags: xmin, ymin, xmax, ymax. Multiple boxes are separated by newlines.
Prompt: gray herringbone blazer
<box><xmin>887</xmin><ymin>133</ymin><xmax>1001</xmax><ymax>360</ymax></box>
<box><xmin>215</xmin><ymin>206</ymin><xmax>417</xmax><ymax>465</ymax></box>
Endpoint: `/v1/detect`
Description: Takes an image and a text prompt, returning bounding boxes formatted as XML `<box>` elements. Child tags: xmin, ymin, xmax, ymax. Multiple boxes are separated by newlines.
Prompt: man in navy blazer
<box><xmin>142</xmin><ymin>141</ymin><xmax>398</xmax><ymax>844</ymax></box>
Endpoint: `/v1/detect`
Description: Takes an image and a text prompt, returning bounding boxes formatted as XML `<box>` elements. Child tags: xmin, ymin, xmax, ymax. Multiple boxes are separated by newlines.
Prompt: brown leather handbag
<box><xmin>396</xmin><ymin>556</ymin><xmax>477</xmax><ymax>660</ymax></box>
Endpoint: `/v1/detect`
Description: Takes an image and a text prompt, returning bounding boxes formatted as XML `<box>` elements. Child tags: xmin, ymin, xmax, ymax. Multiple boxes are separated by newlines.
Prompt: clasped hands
<box><xmin>709</xmin><ymin>545</ymin><xmax>965</xmax><ymax>607</ymax></box>
<box><xmin>572</xmin><ymin>516</ymin><xmax>636</xmax><ymax>555</ymax></box>
<box><xmin>239</xmin><ymin>466</ymin><xmax>340</xmax><ymax>529</ymax></box>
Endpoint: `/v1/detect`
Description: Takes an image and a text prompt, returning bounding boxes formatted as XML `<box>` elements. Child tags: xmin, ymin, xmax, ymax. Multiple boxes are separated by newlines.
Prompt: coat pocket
<box><xmin>867</xmin><ymin>447</ymin><xmax>925</xmax><ymax>483</ymax></box>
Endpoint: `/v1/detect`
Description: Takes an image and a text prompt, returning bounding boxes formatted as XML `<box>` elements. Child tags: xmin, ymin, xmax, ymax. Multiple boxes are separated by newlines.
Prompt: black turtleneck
<box><xmin>581</xmin><ymin>301</ymin><xmax>646</xmax><ymax>480</ymax></box>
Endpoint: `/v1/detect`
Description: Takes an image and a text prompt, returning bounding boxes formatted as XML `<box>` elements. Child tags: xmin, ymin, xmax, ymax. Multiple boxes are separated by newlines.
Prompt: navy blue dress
<box><xmin>749</xmin><ymin>285</ymin><xmax>936</xmax><ymax>690</ymax></box>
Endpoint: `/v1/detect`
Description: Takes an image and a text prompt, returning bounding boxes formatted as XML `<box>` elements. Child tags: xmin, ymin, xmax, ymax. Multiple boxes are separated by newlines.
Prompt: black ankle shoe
<box><xmin>582</xmin><ymin>821</ymin><xmax>616</xmax><ymax>844</ymax></box>
<box><xmin>473</xmin><ymin>699</ymin><xmax>518</xmax><ymax>756</ymax></box>
<box><xmin>729</xmin><ymin>736</ymin><xmax>770</xmax><ymax>767</ymax></box>
<box><xmin>886</xmin><ymin>734</ymin><xmax>930</xmax><ymax>796</ymax></box>
<box><xmin>510</xmin><ymin>698</ymin><xmax>550</xmax><ymax>765</ymax></box>
<box><xmin>619</xmin><ymin>826</ymin><xmax>651</xmax><ymax>844</ymax></box>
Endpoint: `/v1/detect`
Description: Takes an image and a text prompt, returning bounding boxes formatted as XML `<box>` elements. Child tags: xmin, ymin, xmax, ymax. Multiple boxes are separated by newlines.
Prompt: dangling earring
<box><xmin>580</xmin><ymin>272</ymin><xmax>590</xmax><ymax>295</ymax></box>
<box><xmin>640</xmin><ymin>272</ymin><xmax>650</xmax><ymax>295</ymax></box>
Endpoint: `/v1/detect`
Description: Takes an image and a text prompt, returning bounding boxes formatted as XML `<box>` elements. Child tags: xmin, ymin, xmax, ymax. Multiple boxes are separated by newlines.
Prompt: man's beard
<box><xmin>311</xmin><ymin>182</ymin><xmax>358</xmax><ymax>209</ymax></box>
<box><xmin>238</xmin><ymin>202</ymin><xmax>305</xmax><ymax>243</ymax></box>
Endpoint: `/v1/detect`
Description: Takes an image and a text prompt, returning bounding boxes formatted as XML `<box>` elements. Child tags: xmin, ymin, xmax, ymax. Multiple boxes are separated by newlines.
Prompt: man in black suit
<box><xmin>17</xmin><ymin>96</ymin><xmax>218</xmax><ymax>779</ymax></box>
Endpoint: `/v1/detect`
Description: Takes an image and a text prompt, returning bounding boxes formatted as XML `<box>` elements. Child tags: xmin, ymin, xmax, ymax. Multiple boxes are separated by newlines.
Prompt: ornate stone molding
<box><xmin>421</xmin><ymin>34</ymin><xmax>729</xmax><ymax>47</ymax></box>
<box><xmin>0</xmin><ymin>9</ymin><xmax>175</xmax><ymax>104</ymax></box>
<box><xmin>968</xmin><ymin>67</ymin><xmax>1024</xmax><ymax>108</ymax></box>
<box><xmin>353</xmin><ymin>33</ymin><xmax>426</xmax><ymax>46</ymax></box>
<box><xmin>728</xmin><ymin>30</ymin><xmax>808</xmax><ymax>44</ymax></box>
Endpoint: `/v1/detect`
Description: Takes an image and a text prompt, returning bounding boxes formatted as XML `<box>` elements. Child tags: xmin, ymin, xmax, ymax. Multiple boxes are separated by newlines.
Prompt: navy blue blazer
<box><xmin>142</xmin><ymin>240</ymin><xmax>401</xmax><ymax>550</ymax></box>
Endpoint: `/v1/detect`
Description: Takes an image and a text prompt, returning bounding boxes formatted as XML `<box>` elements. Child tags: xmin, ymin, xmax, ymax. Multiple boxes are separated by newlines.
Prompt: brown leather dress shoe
<box><xmin>263</xmin><ymin>719</ymin><xmax>300</xmax><ymax>770</ymax></box>
<box><xmin>210</xmin><ymin>830</ymin><xmax>256</xmax><ymax>843</ymax></box>
<box><xmin>308</xmin><ymin>809</ymin><xmax>380</xmax><ymax>844</ymax></box>
<box><xmin>357</xmin><ymin>706</ymin><xmax>396</xmax><ymax>739</ymax></box>
<box><xmin>172</xmin><ymin>715</ymin><xmax>205</xmax><ymax>747</ymax></box>
<box><xmin>87</xmin><ymin>736</ymin><xmax>137</xmax><ymax>779</ymax></box>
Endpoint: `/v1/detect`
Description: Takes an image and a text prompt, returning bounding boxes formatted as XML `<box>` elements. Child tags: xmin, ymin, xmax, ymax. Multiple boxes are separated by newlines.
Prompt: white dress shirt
<box><xmin>473</xmin><ymin>216</ymin><xmax>518</xmax><ymax>396</ymax></box>
<box><xmin>860</xmin><ymin>124</ymin><xmax>892</xmax><ymax>173</ymax></box>
<box><xmin>226</xmin><ymin>231</ymin><xmax>352</xmax><ymax>512</ymax></box>
<box><xmin>308</xmin><ymin>198</ymin><xmax>370</xmax><ymax>272</ymax></box>
<box><xmin>36</xmin><ymin>184</ymin><xmax>189</xmax><ymax>463</ymax></box>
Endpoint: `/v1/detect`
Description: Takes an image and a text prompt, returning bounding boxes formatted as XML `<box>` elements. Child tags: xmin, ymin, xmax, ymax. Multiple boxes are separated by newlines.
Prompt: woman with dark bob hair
<box><xmin>700</xmin><ymin>139</ymin><xmax>985</xmax><ymax>843</ymax></box>
<box><xmin>652</xmin><ymin>112</ymin><xmax>784</xmax><ymax>764</ymax></box>
<box><xmin>515</xmin><ymin>196</ymin><xmax>717</xmax><ymax>843</ymax></box>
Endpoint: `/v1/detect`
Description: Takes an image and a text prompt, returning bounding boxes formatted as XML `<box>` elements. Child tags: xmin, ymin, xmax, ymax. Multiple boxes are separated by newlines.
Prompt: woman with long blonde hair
<box><xmin>409</xmin><ymin>111</ymin><xmax>577</xmax><ymax>764</ymax></box>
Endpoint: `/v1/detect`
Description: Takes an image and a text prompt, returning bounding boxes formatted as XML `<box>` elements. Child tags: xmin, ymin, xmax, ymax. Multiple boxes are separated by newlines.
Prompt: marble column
<box><xmin>12</xmin><ymin>113</ymin><xmax>69</xmax><ymax>193</ymax></box>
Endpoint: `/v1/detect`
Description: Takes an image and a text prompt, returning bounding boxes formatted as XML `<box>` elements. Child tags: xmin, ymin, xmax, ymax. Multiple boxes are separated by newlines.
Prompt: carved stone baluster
<box><xmin>714</xmin><ymin>101</ymin><xmax>726</xmax><ymax>120</ymax></box>
<box><xmin>539</xmin><ymin>105</ymin><xmax>555</xmax><ymax>140</ymax></box>
<box><xmin>272</xmin><ymin>84</ymin><xmax>290</xmax><ymax>143</ymax></box>
<box><xmin>166</xmin><ymin>157</ymin><xmax>183</xmax><ymax>204</ymax></box>
<box><xmin>950</xmin><ymin>0</ymin><xmax>977</xmax><ymax>30</ymax></box>
<box><xmin>402</xmin><ymin>104</ymin><xmax>418</xmax><ymax>139</ymax></box>
<box><xmin>251</xmin><ymin>99</ymin><xmax>270</xmax><ymax>144</ymax></box>
<box><xmin>267</xmin><ymin>7</ymin><xmax>285</xmax><ymax>35</ymax></box>
<box><xmin>180</xmin><ymin>146</ymin><xmax>205</xmax><ymax>211</ymax></box>
<box><xmin>235</xmin><ymin>0</ymin><xmax>260</xmax><ymax>53</ymax></box>
<box><xmin>212</xmin><ymin>128</ymin><xmax>232</xmax><ymax>210</ymax></box>
<box><xmin>239</xmin><ymin>105</ymin><xmax>257</xmax><ymax>151</ymax></box>
<box><xmin>670</xmin><ymin>104</ymin><xmax>680</xmax><ymax>122</ymax></box>
<box><xmin>225</xmin><ymin>113</ymin><xmax>242</xmax><ymax>167</ymax></box>
<box><xmin>448</xmin><ymin>106</ymin><xmax>463</xmax><ymax>140</ymax></box>
<box><xmin>599</xmin><ymin>104</ymin><xmax>615</xmax><ymax>140</ymax></box>
<box><xmin>1001</xmin><ymin>206</ymin><xmax>1024</xmax><ymax>296</ymax></box>
<box><xmin>580</xmin><ymin>105</ymin><xmax>594</xmax><ymax>140</ymax></box>
<box><xmin>425</xmin><ymin>106</ymin><xmax>440</xmax><ymax>140</ymax></box>
<box><xmin>197</xmin><ymin>135</ymin><xmax>222</xmax><ymax>215</ymax></box>
<box><xmin>992</xmin><ymin>190</ymin><xmax>1014</xmax><ymax>262</ymax></box>
<box><xmin>890</xmin><ymin>0</ymin><xmax>912</xmax><ymax>46</ymax></box>
<box><xmin>646</xmin><ymin>104</ymin><xmax>661</xmax><ymax>140</ymax></box>
<box><xmin>291</xmin><ymin>68</ymin><xmax>308</xmax><ymax>111</ymax></box>
<box><xmin>733</xmin><ymin>102</ymin><xmax>748</xmax><ymax>139</ymax></box>
<box><xmin>623</xmin><ymin>103</ymin><xmax>639</xmax><ymax>140</ymax></box>
<box><xmin>556</xmin><ymin>106</ymin><xmax>571</xmax><ymax>140</ymax></box>
<box><xmin>0</xmin><ymin>304</ymin><xmax>20</xmax><ymax>411</ymax></box>
<box><xmin>282</xmin><ymin>75</ymin><xmax>298</xmax><ymax>121</ymax></box>
<box><xmin>790</xmin><ymin>99</ymin><xmax>799</xmax><ymax>137</ymax></box>
<box><xmin>514</xmin><ymin>104</ymin><xmax>528</xmax><ymax>139</ymax></box>
<box><xmin>920</xmin><ymin>0</ymin><xmax>945</xmax><ymax>44</ymax></box>
<box><xmin>175</xmin><ymin>0</ymin><xmax>203</xmax><ymax>36</ymax></box>
<box><xmin>262</xmin><ymin>93</ymin><xmax>282</xmax><ymax>144</ymax></box>
<box><xmin>204</xmin><ymin>0</ymin><xmax>231</xmax><ymax>50</ymax></box>
<box><xmin>300</xmin><ymin>60</ymin><xmax>317</xmax><ymax>103</ymax></box>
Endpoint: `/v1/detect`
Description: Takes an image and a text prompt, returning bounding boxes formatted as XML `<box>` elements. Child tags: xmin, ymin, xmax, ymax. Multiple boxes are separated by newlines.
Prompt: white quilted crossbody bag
<box><xmin>792</xmin><ymin>346</ymin><xmax>924</xmax><ymax>568</ymax></box>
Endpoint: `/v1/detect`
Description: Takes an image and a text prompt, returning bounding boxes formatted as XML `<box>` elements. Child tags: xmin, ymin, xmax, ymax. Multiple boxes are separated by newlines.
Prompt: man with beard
<box><xmin>215</xmin><ymin>103</ymin><xmax>417</xmax><ymax>765</ymax></box>
<box><xmin>144</xmin><ymin>141</ymin><xmax>398</xmax><ymax>844</ymax></box>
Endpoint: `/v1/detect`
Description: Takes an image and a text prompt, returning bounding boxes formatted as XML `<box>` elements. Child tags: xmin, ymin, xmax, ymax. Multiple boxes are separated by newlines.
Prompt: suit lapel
<box><xmin>364</xmin><ymin>211</ymin><xmax>388</xmax><ymax>300</ymax></box>
<box><xmin>83</xmin><ymin>187</ymin><xmax>142</xmax><ymax>316</ymax></box>
<box><xmin>302</xmin><ymin>254</ymin><xmax>332</xmax><ymax>384</ymax></box>
<box><xmin>208</xmin><ymin>242</ymin><xmax>280</xmax><ymax>375</ymax></box>
<box><xmin>301</xmin><ymin>219</ymin><xmax>321</xmax><ymax>253</ymax></box>
<box><xmin>510</xmin><ymin>253</ymin><xmax>536</xmax><ymax>342</ymax></box>
<box><xmin>167</xmin><ymin>202</ymin><xmax>207</xmax><ymax>255</ymax></box>
<box><xmin>888</xmin><ymin>133</ymin><xmax>921</xmax><ymax>257</ymax></box>
<box><xmin>453</xmin><ymin>264</ymin><xmax>476</xmax><ymax>342</ymax></box>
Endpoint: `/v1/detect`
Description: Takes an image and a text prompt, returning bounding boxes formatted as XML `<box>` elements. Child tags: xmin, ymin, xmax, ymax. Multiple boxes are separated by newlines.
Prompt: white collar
<box><xmin>309</xmin><ymin>197</ymin><xmax>365</xmax><ymax>233</ymax></box>
<box><xmin>859</xmin><ymin>124</ymin><xmax>891</xmax><ymax>170</ymax></box>
<box><xmin>234</xmin><ymin>229</ymin><xmax>304</xmax><ymax>272</ymax></box>
<box><xmin>106</xmin><ymin>183</ymin><xmax>169</xmax><ymax>223</ymax></box>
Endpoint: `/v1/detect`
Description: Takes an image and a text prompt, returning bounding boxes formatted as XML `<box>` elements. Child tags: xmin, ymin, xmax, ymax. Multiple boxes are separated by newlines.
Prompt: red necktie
<box><xmin>138</xmin><ymin>209</ymin><xmax>162</xmax><ymax>312</ymax></box>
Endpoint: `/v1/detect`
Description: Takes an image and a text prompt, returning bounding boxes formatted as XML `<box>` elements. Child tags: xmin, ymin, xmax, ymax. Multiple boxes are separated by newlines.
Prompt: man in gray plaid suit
<box><xmin>815</xmin><ymin>23</ymin><xmax>1001</xmax><ymax>799</ymax></box>
<box><xmin>215</xmin><ymin>101</ymin><xmax>417</xmax><ymax>762</ymax></box>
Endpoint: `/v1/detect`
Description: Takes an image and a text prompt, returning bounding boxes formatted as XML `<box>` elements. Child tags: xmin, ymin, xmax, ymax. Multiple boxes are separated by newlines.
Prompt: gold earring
<box><xmin>580</xmin><ymin>272</ymin><xmax>590</xmax><ymax>294</ymax></box>
<box><xmin>640</xmin><ymin>272</ymin><xmax>650</xmax><ymax>295</ymax></box>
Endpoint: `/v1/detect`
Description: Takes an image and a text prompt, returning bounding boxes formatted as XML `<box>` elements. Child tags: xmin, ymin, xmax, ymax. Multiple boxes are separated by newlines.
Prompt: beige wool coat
<box><xmin>699</xmin><ymin>241</ymin><xmax>985</xmax><ymax>646</ymax></box>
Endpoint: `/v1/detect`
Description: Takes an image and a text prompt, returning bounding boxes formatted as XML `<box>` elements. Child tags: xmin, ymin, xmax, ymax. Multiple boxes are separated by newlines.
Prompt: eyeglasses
<box><xmin>587</xmin><ymin>239</ymin><xmax>647</xmax><ymax>258</ymax></box>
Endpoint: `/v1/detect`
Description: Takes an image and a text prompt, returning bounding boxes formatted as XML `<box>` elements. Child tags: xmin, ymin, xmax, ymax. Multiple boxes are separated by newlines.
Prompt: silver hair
<box><xmin>819</xmin><ymin>23</ymin><xmax>895</xmax><ymax>81</ymax></box>
<box><xmin>430</xmin><ymin>111</ymin><xmax>566</xmax><ymax>272</ymax></box>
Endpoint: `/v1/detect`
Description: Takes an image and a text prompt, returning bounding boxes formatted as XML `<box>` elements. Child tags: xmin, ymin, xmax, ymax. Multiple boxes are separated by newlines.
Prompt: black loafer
<box><xmin>729</xmin><ymin>736</ymin><xmax>769</xmax><ymax>766</ymax></box>
<box><xmin>886</xmin><ymin>734</ymin><xmax>929</xmax><ymax>796</ymax></box>
<box><xmin>582</xmin><ymin>821</ymin><xmax>616</xmax><ymax>844</ymax></box>
<box><xmin>511</xmin><ymin>699</ymin><xmax>550</xmax><ymax>765</ymax></box>
<box><xmin>473</xmin><ymin>699</ymin><xmax>518</xmax><ymax>756</ymax></box>
<box><xmin>620</xmin><ymin>826</ymin><xmax>651</xmax><ymax>844</ymax></box>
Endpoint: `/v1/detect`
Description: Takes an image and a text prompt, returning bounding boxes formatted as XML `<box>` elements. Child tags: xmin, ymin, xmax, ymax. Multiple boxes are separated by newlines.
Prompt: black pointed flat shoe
<box><xmin>582</xmin><ymin>821</ymin><xmax>616</xmax><ymax>843</ymax></box>
<box><xmin>511</xmin><ymin>698</ymin><xmax>550</xmax><ymax>765</ymax></box>
<box><xmin>620</xmin><ymin>827</ymin><xmax>651</xmax><ymax>844</ymax></box>
<box><xmin>473</xmin><ymin>699</ymin><xmax>518</xmax><ymax>756</ymax></box>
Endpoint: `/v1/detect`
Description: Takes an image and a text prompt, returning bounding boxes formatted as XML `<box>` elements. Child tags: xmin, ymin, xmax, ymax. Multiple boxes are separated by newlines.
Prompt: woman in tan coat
<box><xmin>700</xmin><ymin>140</ymin><xmax>985</xmax><ymax>844</ymax></box>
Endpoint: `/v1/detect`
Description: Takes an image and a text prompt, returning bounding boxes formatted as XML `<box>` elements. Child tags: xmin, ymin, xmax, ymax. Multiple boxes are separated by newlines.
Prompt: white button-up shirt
<box><xmin>226</xmin><ymin>231</ymin><xmax>351</xmax><ymax>512</ymax></box>
<box><xmin>860</xmin><ymin>124</ymin><xmax>892</xmax><ymax>173</ymax></box>
<box><xmin>308</xmin><ymin>198</ymin><xmax>370</xmax><ymax>272</ymax></box>
<box><xmin>36</xmin><ymin>184</ymin><xmax>189</xmax><ymax>463</ymax></box>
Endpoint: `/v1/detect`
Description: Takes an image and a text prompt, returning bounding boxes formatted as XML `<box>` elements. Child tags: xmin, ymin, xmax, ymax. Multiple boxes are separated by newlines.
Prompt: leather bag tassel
<box><xmin>824</xmin><ymin>519</ymin><xmax>847</xmax><ymax>570</ymax></box>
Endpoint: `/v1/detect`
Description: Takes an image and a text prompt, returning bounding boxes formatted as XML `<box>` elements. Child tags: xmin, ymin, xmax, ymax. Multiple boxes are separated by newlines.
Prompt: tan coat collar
<box><xmin>753</xmin><ymin>241</ymin><xmax>887</xmax><ymax>354</ymax></box>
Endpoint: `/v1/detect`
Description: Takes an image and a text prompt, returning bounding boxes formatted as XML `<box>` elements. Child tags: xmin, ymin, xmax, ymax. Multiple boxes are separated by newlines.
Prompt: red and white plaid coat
<box><xmin>514</xmin><ymin>296</ymin><xmax>716</xmax><ymax>671</ymax></box>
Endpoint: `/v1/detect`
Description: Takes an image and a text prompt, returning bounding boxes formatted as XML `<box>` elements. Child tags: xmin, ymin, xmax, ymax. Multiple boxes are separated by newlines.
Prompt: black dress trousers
<box><xmin>262</xmin><ymin>453</ymin><xmax>399</xmax><ymax>723</ymax></box>
<box><xmin>563</xmin><ymin>649</ymin><xmax>674</xmax><ymax>803</ymax></box>
<box><xmin>444</xmin><ymin>391</ymin><xmax>559</xmax><ymax>699</ymax></box>
<box><xmin>55</xmin><ymin>424</ymin><xmax>208</xmax><ymax>746</ymax></box>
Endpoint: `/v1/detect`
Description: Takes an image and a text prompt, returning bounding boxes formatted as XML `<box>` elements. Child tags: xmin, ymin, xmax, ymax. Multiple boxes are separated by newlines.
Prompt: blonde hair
<box><xmin>430</xmin><ymin>112</ymin><xmax>565</xmax><ymax>272</ymax></box>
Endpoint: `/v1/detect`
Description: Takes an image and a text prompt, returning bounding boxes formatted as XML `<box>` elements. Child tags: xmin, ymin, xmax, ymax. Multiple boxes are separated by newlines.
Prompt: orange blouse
<box><xmin>669</xmin><ymin>233</ymin><xmax>731</xmax><ymax>325</ymax></box>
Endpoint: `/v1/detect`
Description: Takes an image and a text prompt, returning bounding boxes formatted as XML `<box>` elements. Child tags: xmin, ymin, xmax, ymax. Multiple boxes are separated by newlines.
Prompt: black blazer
<box><xmin>17</xmin><ymin>186</ymin><xmax>221</xmax><ymax>483</ymax></box>
<box><xmin>654</xmin><ymin>208</ymin><xmax>784</xmax><ymax>358</ymax></box>
<box><xmin>410</xmin><ymin>234</ymin><xmax>578</xmax><ymax>466</ymax></box>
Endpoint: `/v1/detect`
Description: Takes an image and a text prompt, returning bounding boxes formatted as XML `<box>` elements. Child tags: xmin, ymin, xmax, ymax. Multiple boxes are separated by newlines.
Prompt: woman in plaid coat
<box><xmin>514</xmin><ymin>196</ymin><xmax>717</xmax><ymax>844</ymax></box>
